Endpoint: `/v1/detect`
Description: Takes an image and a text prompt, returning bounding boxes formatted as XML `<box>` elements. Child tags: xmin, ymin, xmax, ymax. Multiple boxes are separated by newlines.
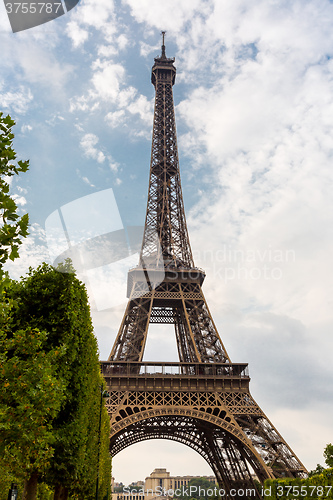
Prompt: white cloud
<box><xmin>139</xmin><ymin>41</ymin><xmax>160</xmax><ymax>58</ymax></box>
<box><xmin>97</xmin><ymin>45</ymin><xmax>118</xmax><ymax>58</ymax></box>
<box><xmin>69</xmin><ymin>0</ymin><xmax>116</xmax><ymax>29</ymax></box>
<box><xmin>4</xmin><ymin>225</ymin><xmax>50</xmax><ymax>280</ymax></box>
<box><xmin>0</xmin><ymin>83</ymin><xmax>33</xmax><ymax>114</ymax></box>
<box><xmin>78</xmin><ymin>136</ymin><xmax>120</xmax><ymax>177</ymax></box>
<box><xmin>75</xmin><ymin>123</ymin><xmax>84</xmax><ymax>132</ymax></box>
<box><xmin>12</xmin><ymin>194</ymin><xmax>27</xmax><ymax>206</ymax></box>
<box><xmin>66</xmin><ymin>21</ymin><xmax>90</xmax><ymax>48</ymax></box>
<box><xmin>91</xmin><ymin>62</ymin><xmax>126</xmax><ymax>102</ymax></box>
<box><xmin>0</xmin><ymin>1</ymin><xmax>11</xmax><ymax>32</ymax></box>
<box><xmin>70</xmin><ymin>95</ymin><xmax>99</xmax><ymax>112</ymax></box>
<box><xmin>46</xmin><ymin>114</ymin><xmax>67</xmax><ymax>127</ymax></box>
<box><xmin>82</xmin><ymin>176</ymin><xmax>96</xmax><ymax>188</ymax></box>
<box><xmin>182</xmin><ymin>40</ymin><xmax>333</xmax><ymax>331</ymax></box>
<box><xmin>108</xmin><ymin>157</ymin><xmax>119</xmax><ymax>173</ymax></box>
<box><xmin>17</xmin><ymin>44</ymin><xmax>73</xmax><ymax>91</ymax></box>
<box><xmin>80</xmin><ymin>133</ymin><xmax>105</xmax><ymax>163</ymax></box>
<box><xmin>123</xmin><ymin>0</ymin><xmax>206</xmax><ymax>31</ymax></box>
<box><xmin>117</xmin><ymin>34</ymin><xmax>129</xmax><ymax>51</ymax></box>
<box><xmin>105</xmin><ymin>109</ymin><xmax>126</xmax><ymax>128</ymax></box>
<box><xmin>21</xmin><ymin>124</ymin><xmax>33</xmax><ymax>133</ymax></box>
<box><xmin>127</xmin><ymin>94</ymin><xmax>153</xmax><ymax>126</ymax></box>
<box><xmin>71</xmin><ymin>59</ymin><xmax>152</xmax><ymax>135</ymax></box>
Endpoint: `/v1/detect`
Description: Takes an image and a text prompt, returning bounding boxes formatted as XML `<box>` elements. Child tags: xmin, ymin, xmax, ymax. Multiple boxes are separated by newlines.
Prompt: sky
<box><xmin>1</xmin><ymin>0</ymin><xmax>333</xmax><ymax>485</ymax></box>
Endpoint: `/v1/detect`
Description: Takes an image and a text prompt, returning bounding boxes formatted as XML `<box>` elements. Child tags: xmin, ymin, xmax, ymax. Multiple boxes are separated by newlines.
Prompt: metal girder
<box><xmin>109</xmin><ymin>280</ymin><xmax>230</xmax><ymax>363</ymax></box>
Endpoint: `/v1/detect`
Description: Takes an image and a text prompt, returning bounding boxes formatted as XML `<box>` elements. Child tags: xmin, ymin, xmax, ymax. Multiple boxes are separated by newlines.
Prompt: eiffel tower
<box><xmin>101</xmin><ymin>34</ymin><xmax>307</xmax><ymax>498</ymax></box>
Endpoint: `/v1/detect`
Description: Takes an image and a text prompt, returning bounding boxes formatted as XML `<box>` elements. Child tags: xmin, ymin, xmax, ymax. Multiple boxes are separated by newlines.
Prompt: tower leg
<box><xmin>199</xmin><ymin>427</ymin><xmax>264</xmax><ymax>499</ymax></box>
<box><xmin>109</xmin><ymin>291</ymin><xmax>153</xmax><ymax>362</ymax></box>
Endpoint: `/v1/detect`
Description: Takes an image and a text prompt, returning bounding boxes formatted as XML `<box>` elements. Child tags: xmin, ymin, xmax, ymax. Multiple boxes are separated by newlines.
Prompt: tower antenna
<box><xmin>161</xmin><ymin>30</ymin><xmax>166</xmax><ymax>57</ymax></box>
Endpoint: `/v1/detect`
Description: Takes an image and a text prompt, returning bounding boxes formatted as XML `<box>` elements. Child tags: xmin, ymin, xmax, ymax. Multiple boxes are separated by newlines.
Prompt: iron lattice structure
<box><xmin>103</xmin><ymin>36</ymin><xmax>307</xmax><ymax>499</ymax></box>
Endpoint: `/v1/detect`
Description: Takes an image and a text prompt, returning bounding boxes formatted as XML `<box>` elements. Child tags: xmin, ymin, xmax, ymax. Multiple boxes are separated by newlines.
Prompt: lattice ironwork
<box><xmin>103</xmin><ymin>35</ymin><xmax>307</xmax><ymax>500</ymax></box>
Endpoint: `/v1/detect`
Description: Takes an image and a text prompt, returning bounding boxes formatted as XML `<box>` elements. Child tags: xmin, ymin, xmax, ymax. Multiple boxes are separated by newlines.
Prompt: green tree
<box><xmin>308</xmin><ymin>464</ymin><xmax>325</xmax><ymax>478</ymax></box>
<box><xmin>0</xmin><ymin>325</ymin><xmax>65</xmax><ymax>498</ymax></box>
<box><xmin>324</xmin><ymin>444</ymin><xmax>333</xmax><ymax>468</ymax></box>
<box><xmin>0</xmin><ymin>112</ymin><xmax>56</xmax><ymax>499</ymax></box>
<box><xmin>0</xmin><ymin>111</ymin><xmax>29</xmax><ymax>338</ymax></box>
<box><xmin>9</xmin><ymin>263</ymin><xmax>111</xmax><ymax>499</ymax></box>
<box><xmin>178</xmin><ymin>478</ymin><xmax>219</xmax><ymax>500</ymax></box>
<box><xmin>113</xmin><ymin>484</ymin><xmax>124</xmax><ymax>493</ymax></box>
<box><xmin>0</xmin><ymin>112</ymin><xmax>29</xmax><ymax>269</ymax></box>
<box><xmin>94</xmin><ymin>387</ymin><xmax>112</xmax><ymax>500</ymax></box>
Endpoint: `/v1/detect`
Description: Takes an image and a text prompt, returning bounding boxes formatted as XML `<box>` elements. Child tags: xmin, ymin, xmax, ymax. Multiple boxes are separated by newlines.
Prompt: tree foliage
<box><xmin>1</xmin><ymin>263</ymin><xmax>111</xmax><ymax>498</ymax></box>
<box><xmin>308</xmin><ymin>464</ymin><xmax>325</xmax><ymax>478</ymax></box>
<box><xmin>0</xmin><ymin>111</ymin><xmax>29</xmax><ymax>335</ymax></box>
<box><xmin>0</xmin><ymin>327</ymin><xmax>65</xmax><ymax>478</ymax></box>
<box><xmin>177</xmin><ymin>478</ymin><xmax>219</xmax><ymax>500</ymax></box>
<box><xmin>264</xmin><ymin>468</ymin><xmax>333</xmax><ymax>500</ymax></box>
<box><xmin>0</xmin><ymin>112</ymin><xmax>29</xmax><ymax>267</ymax></box>
<box><xmin>324</xmin><ymin>444</ymin><xmax>333</xmax><ymax>468</ymax></box>
<box><xmin>98</xmin><ymin>402</ymin><xmax>112</xmax><ymax>499</ymax></box>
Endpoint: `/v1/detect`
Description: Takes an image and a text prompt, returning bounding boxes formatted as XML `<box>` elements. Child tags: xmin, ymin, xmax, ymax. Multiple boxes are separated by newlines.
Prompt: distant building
<box><xmin>112</xmin><ymin>468</ymin><xmax>216</xmax><ymax>500</ymax></box>
<box><xmin>145</xmin><ymin>468</ymin><xmax>216</xmax><ymax>494</ymax></box>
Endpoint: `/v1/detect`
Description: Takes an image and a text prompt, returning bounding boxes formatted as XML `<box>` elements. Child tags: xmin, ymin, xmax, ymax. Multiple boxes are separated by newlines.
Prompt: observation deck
<box><xmin>101</xmin><ymin>361</ymin><xmax>250</xmax><ymax>392</ymax></box>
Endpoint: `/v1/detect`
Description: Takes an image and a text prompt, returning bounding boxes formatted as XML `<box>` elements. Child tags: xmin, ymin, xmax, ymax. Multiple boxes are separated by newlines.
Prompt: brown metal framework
<box><xmin>103</xmin><ymin>35</ymin><xmax>307</xmax><ymax>499</ymax></box>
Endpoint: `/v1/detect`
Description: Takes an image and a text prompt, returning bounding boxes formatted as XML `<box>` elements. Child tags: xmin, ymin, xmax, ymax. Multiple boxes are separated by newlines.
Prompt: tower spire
<box><xmin>161</xmin><ymin>30</ymin><xmax>166</xmax><ymax>58</ymax></box>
